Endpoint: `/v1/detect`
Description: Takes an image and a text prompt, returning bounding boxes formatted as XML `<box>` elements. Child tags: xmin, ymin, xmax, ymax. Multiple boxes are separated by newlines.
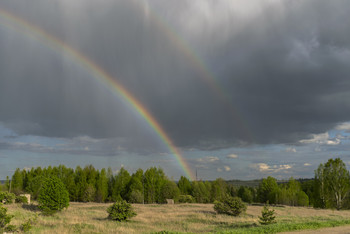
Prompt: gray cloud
<box><xmin>1</xmin><ymin>0</ymin><xmax>350</xmax><ymax>153</ymax></box>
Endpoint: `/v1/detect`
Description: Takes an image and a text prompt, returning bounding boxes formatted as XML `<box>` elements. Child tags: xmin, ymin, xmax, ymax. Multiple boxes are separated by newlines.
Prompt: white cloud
<box><xmin>252</xmin><ymin>163</ymin><xmax>292</xmax><ymax>173</ymax></box>
<box><xmin>217</xmin><ymin>168</ymin><xmax>223</xmax><ymax>172</ymax></box>
<box><xmin>224</xmin><ymin>166</ymin><xmax>231</xmax><ymax>171</ymax></box>
<box><xmin>299</xmin><ymin>132</ymin><xmax>340</xmax><ymax>145</ymax></box>
<box><xmin>196</xmin><ymin>156</ymin><xmax>219</xmax><ymax>163</ymax></box>
<box><xmin>226</xmin><ymin>154</ymin><xmax>238</xmax><ymax>159</ymax></box>
<box><xmin>304</xmin><ymin>163</ymin><xmax>311</xmax><ymax>166</ymax></box>
<box><xmin>285</xmin><ymin>147</ymin><xmax>296</xmax><ymax>153</ymax></box>
<box><xmin>336</xmin><ymin>122</ymin><xmax>350</xmax><ymax>131</ymax></box>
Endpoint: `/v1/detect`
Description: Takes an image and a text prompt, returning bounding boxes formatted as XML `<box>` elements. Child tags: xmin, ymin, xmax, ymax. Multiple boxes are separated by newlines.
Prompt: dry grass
<box><xmin>5</xmin><ymin>202</ymin><xmax>350</xmax><ymax>233</ymax></box>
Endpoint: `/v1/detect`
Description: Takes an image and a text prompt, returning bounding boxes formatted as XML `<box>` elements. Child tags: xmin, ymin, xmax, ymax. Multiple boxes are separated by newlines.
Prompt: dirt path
<box><xmin>282</xmin><ymin>225</ymin><xmax>350</xmax><ymax>234</ymax></box>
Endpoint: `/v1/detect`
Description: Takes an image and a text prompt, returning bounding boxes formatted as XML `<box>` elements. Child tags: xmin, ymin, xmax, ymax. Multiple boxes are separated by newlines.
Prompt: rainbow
<box><xmin>0</xmin><ymin>8</ymin><xmax>195</xmax><ymax>180</ymax></box>
<box><xmin>131</xmin><ymin>1</ymin><xmax>252</xmax><ymax>141</ymax></box>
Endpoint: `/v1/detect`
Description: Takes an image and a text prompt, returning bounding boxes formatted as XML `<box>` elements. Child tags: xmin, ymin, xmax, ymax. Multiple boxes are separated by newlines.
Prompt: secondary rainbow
<box><xmin>0</xmin><ymin>8</ymin><xmax>195</xmax><ymax>180</ymax></box>
<box><xmin>131</xmin><ymin>1</ymin><xmax>252</xmax><ymax>141</ymax></box>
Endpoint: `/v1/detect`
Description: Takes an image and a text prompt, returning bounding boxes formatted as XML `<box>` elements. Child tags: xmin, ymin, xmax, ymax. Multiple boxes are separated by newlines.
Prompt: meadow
<box><xmin>5</xmin><ymin>202</ymin><xmax>350</xmax><ymax>233</ymax></box>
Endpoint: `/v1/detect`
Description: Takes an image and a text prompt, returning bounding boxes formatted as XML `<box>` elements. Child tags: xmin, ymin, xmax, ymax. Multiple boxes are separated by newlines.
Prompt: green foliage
<box><xmin>20</xmin><ymin>216</ymin><xmax>37</xmax><ymax>232</ymax></box>
<box><xmin>38</xmin><ymin>176</ymin><xmax>70</xmax><ymax>215</ymax></box>
<box><xmin>238</xmin><ymin>186</ymin><xmax>253</xmax><ymax>204</ymax></box>
<box><xmin>214</xmin><ymin>196</ymin><xmax>247</xmax><ymax>216</ymax></box>
<box><xmin>128</xmin><ymin>190</ymin><xmax>144</xmax><ymax>203</ymax></box>
<box><xmin>0</xmin><ymin>203</ymin><xmax>14</xmax><ymax>231</ymax></box>
<box><xmin>178</xmin><ymin>195</ymin><xmax>195</xmax><ymax>203</ymax></box>
<box><xmin>11</xmin><ymin>168</ymin><xmax>25</xmax><ymax>194</ymax></box>
<box><xmin>0</xmin><ymin>191</ymin><xmax>15</xmax><ymax>204</ymax></box>
<box><xmin>15</xmin><ymin>195</ymin><xmax>28</xmax><ymax>204</ymax></box>
<box><xmin>160</xmin><ymin>180</ymin><xmax>180</xmax><ymax>203</ymax></box>
<box><xmin>314</xmin><ymin>158</ymin><xmax>350</xmax><ymax>210</ymax></box>
<box><xmin>258</xmin><ymin>177</ymin><xmax>279</xmax><ymax>204</ymax></box>
<box><xmin>107</xmin><ymin>200</ymin><xmax>136</xmax><ymax>221</ymax></box>
<box><xmin>96</xmin><ymin>168</ymin><xmax>108</xmax><ymax>202</ymax></box>
<box><xmin>178</xmin><ymin>176</ymin><xmax>192</xmax><ymax>195</ymax></box>
<box><xmin>259</xmin><ymin>204</ymin><xmax>276</xmax><ymax>225</ymax></box>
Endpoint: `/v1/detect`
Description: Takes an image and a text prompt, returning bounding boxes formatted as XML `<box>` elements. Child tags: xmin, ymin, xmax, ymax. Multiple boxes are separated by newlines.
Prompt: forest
<box><xmin>1</xmin><ymin>158</ymin><xmax>349</xmax><ymax>210</ymax></box>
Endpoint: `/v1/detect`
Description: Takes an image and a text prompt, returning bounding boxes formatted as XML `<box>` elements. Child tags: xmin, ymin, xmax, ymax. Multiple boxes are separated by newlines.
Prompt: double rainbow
<box><xmin>0</xmin><ymin>8</ymin><xmax>195</xmax><ymax>180</ymax></box>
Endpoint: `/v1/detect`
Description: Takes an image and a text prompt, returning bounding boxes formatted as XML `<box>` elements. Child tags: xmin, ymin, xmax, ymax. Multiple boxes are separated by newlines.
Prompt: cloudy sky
<box><xmin>1</xmin><ymin>0</ymin><xmax>350</xmax><ymax>180</ymax></box>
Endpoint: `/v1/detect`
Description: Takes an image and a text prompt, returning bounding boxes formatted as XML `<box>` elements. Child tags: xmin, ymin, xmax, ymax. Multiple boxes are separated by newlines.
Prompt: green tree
<box><xmin>144</xmin><ymin>167</ymin><xmax>167</xmax><ymax>203</ymax></box>
<box><xmin>211</xmin><ymin>178</ymin><xmax>228</xmax><ymax>202</ymax></box>
<box><xmin>238</xmin><ymin>186</ymin><xmax>253</xmax><ymax>204</ymax></box>
<box><xmin>38</xmin><ymin>176</ymin><xmax>69</xmax><ymax>215</ymax></box>
<box><xmin>315</xmin><ymin>158</ymin><xmax>350</xmax><ymax>210</ymax></box>
<box><xmin>126</xmin><ymin>169</ymin><xmax>144</xmax><ymax>203</ymax></box>
<box><xmin>160</xmin><ymin>180</ymin><xmax>180</xmax><ymax>203</ymax></box>
<box><xmin>112</xmin><ymin>168</ymin><xmax>131</xmax><ymax>201</ymax></box>
<box><xmin>178</xmin><ymin>176</ymin><xmax>192</xmax><ymax>195</ymax></box>
<box><xmin>11</xmin><ymin>168</ymin><xmax>24</xmax><ymax>194</ymax></box>
<box><xmin>96</xmin><ymin>169</ymin><xmax>108</xmax><ymax>202</ymax></box>
<box><xmin>257</xmin><ymin>177</ymin><xmax>279</xmax><ymax>204</ymax></box>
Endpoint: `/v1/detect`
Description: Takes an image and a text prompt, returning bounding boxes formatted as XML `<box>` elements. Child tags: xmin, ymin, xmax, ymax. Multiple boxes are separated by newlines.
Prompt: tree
<box><xmin>96</xmin><ymin>169</ymin><xmax>108</xmax><ymax>202</ymax></box>
<box><xmin>38</xmin><ymin>176</ymin><xmax>69</xmax><ymax>215</ymax></box>
<box><xmin>259</xmin><ymin>204</ymin><xmax>276</xmax><ymax>225</ymax></box>
<box><xmin>160</xmin><ymin>180</ymin><xmax>180</xmax><ymax>203</ymax></box>
<box><xmin>315</xmin><ymin>158</ymin><xmax>350</xmax><ymax>210</ymax></box>
<box><xmin>11</xmin><ymin>168</ymin><xmax>24</xmax><ymax>194</ymax></box>
<box><xmin>178</xmin><ymin>176</ymin><xmax>192</xmax><ymax>195</ymax></box>
<box><xmin>258</xmin><ymin>177</ymin><xmax>279</xmax><ymax>204</ymax></box>
<box><xmin>144</xmin><ymin>167</ymin><xmax>167</xmax><ymax>203</ymax></box>
<box><xmin>211</xmin><ymin>178</ymin><xmax>228</xmax><ymax>202</ymax></box>
<box><xmin>112</xmin><ymin>168</ymin><xmax>131</xmax><ymax>201</ymax></box>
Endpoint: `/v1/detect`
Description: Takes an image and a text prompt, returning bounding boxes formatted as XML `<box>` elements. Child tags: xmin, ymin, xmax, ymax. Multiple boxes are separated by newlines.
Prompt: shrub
<box><xmin>178</xmin><ymin>195</ymin><xmax>195</xmax><ymax>203</ymax></box>
<box><xmin>38</xmin><ymin>176</ymin><xmax>69</xmax><ymax>215</ymax></box>
<box><xmin>20</xmin><ymin>216</ymin><xmax>37</xmax><ymax>232</ymax></box>
<box><xmin>0</xmin><ymin>191</ymin><xmax>15</xmax><ymax>204</ymax></box>
<box><xmin>15</xmin><ymin>195</ymin><xmax>28</xmax><ymax>204</ymax></box>
<box><xmin>259</xmin><ymin>204</ymin><xmax>276</xmax><ymax>225</ymax></box>
<box><xmin>107</xmin><ymin>200</ymin><xmax>136</xmax><ymax>221</ymax></box>
<box><xmin>0</xmin><ymin>203</ymin><xmax>14</xmax><ymax>232</ymax></box>
<box><xmin>214</xmin><ymin>196</ymin><xmax>247</xmax><ymax>216</ymax></box>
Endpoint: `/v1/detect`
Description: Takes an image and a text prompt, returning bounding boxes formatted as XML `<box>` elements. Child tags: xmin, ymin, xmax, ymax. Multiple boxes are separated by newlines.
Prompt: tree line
<box><xmin>1</xmin><ymin>158</ymin><xmax>349</xmax><ymax>209</ymax></box>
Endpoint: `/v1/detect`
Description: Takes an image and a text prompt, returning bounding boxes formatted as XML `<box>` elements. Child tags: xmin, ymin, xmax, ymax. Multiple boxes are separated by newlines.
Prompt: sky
<box><xmin>1</xmin><ymin>0</ymin><xmax>350</xmax><ymax>180</ymax></box>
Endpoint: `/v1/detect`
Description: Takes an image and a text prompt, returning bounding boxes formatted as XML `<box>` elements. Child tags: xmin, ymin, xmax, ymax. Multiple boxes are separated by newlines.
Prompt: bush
<box><xmin>178</xmin><ymin>195</ymin><xmax>195</xmax><ymax>203</ymax></box>
<box><xmin>38</xmin><ymin>176</ymin><xmax>70</xmax><ymax>215</ymax></box>
<box><xmin>20</xmin><ymin>216</ymin><xmax>37</xmax><ymax>232</ymax></box>
<box><xmin>0</xmin><ymin>203</ymin><xmax>14</xmax><ymax>232</ymax></box>
<box><xmin>214</xmin><ymin>196</ymin><xmax>247</xmax><ymax>216</ymax></box>
<box><xmin>107</xmin><ymin>200</ymin><xmax>136</xmax><ymax>221</ymax></box>
<box><xmin>0</xmin><ymin>191</ymin><xmax>15</xmax><ymax>204</ymax></box>
<box><xmin>15</xmin><ymin>195</ymin><xmax>28</xmax><ymax>204</ymax></box>
<box><xmin>259</xmin><ymin>204</ymin><xmax>276</xmax><ymax>225</ymax></box>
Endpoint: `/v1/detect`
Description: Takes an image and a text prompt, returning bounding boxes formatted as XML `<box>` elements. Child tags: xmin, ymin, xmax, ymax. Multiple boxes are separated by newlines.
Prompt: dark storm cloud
<box><xmin>1</xmin><ymin>0</ymin><xmax>350</xmax><ymax>152</ymax></box>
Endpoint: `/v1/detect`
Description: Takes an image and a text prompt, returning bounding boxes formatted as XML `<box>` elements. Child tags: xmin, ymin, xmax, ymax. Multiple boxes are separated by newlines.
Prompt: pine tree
<box><xmin>259</xmin><ymin>204</ymin><xmax>276</xmax><ymax>225</ymax></box>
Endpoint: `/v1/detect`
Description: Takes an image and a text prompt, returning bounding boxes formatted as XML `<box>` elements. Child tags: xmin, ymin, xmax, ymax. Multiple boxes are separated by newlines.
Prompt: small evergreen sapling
<box><xmin>107</xmin><ymin>200</ymin><xmax>136</xmax><ymax>221</ymax></box>
<box><xmin>259</xmin><ymin>204</ymin><xmax>276</xmax><ymax>225</ymax></box>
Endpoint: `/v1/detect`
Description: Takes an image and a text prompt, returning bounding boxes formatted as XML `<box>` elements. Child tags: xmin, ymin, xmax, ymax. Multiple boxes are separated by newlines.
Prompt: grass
<box><xmin>4</xmin><ymin>202</ymin><xmax>350</xmax><ymax>233</ymax></box>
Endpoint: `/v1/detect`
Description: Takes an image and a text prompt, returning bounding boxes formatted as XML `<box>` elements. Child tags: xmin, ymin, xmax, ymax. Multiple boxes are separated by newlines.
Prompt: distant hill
<box><xmin>226</xmin><ymin>178</ymin><xmax>314</xmax><ymax>188</ymax></box>
<box><xmin>226</xmin><ymin>179</ymin><xmax>263</xmax><ymax>187</ymax></box>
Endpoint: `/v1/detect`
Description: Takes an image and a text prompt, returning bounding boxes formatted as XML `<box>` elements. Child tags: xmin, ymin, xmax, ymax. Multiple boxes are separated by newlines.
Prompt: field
<box><xmin>5</xmin><ymin>202</ymin><xmax>350</xmax><ymax>233</ymax></box>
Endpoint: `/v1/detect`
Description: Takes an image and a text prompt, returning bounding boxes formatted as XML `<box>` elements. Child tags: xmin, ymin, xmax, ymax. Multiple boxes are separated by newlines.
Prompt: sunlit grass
<box><xmin>4</xmin><ymin>203</ymin><xmax>350</xmax><ymax>233</ymax></box>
